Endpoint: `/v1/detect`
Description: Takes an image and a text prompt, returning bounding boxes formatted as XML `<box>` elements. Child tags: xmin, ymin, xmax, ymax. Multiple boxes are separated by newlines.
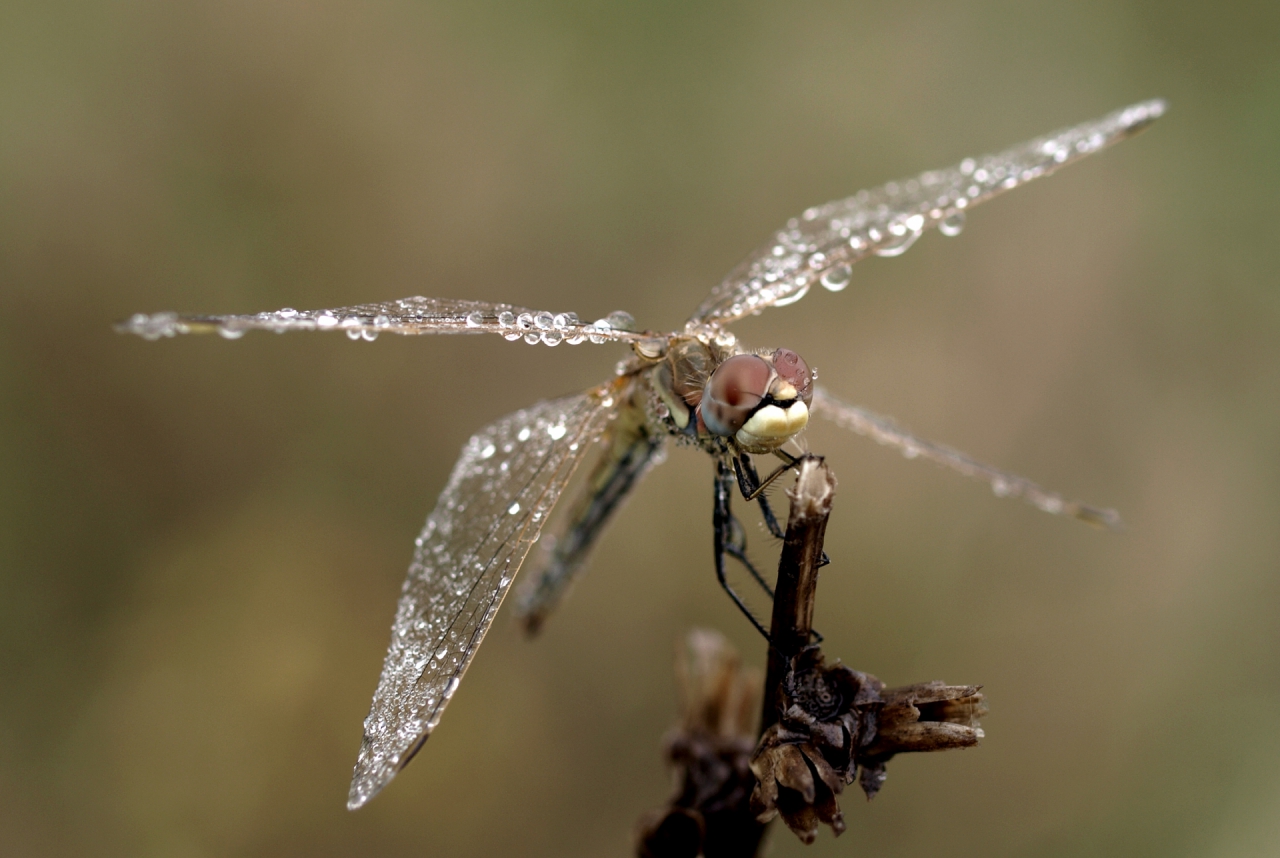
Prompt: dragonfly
<box><xmin>118</xmin><ymin>99</ymin><xmax>1164</xmax><ymax>810</ymax></box>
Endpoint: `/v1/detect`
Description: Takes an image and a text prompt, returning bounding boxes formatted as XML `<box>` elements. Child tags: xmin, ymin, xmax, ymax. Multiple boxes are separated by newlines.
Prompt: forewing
<box><xmin>810</xmin><ymin>386</ymin><xmax>1120</xmax><ymax>529</ymax></box>
<box><xmin>347</xmin><ymin>386</ymin><xmax>618</xmax><ymax>810</ymax></box>
<box><xmin>689</xmin><ymin>100</ymin><xmax>1165</xmax><ymax>327</ymax></box>
<box><xmin>117</xmin><ymin>296</ymin><xmax>649</xmax><ymax>347</ymax></box>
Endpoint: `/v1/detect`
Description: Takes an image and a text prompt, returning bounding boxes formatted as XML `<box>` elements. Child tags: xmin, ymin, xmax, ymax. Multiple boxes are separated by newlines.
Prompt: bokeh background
<box><xmin>3</xmin><ymin>1</ymin><xmax>1278</xmax><ymax>856</ymax></box>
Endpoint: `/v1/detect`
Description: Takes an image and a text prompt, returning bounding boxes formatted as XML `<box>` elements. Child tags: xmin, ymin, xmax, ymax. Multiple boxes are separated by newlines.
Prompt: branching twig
<box><xmin>638</xmin><ymin>458</ymin><xmax>987</xmax><ymax>856</ymax></box>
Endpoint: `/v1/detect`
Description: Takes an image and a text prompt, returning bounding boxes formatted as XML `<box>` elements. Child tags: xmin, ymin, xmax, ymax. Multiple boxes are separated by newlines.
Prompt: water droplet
<box><xmin>565</xmin><ymin>332</ymin><xmax>586</xmax><ymax>345</ymax></box>
<box><xmin>278</xmin><ymin>308</ymin><xmax>298</xmax><ymax>318</ymax></box>
<box><xmin>772</xmin><ymin>283</ymin><xmax>810</xmax><ymax>307</ymax></box>
<box><xmin>959</xmin><ymin>158</ymin><xmax>976</xmax><ymax>175</ymax></box>
<box><xmin>604</xmin><ymin>310</ymin><xmax>636</xmax><ymax>332</ymax></box>
<box><xmin>316</xmin><ymin>313</ymin><xmax>338</xmax><ymax>328</ymax></box>
<box><xmin>634</xmin><ymin>337</ymin><xmax>665</xmax><ymax>359</ymax></box>
<box><xmin>807</xmin><ymin>251</ymin><xmax>827</xmax><ymax>270</ymax></box>
<box><xmin>466</xmin><ymin>312</ymin><xmax>484</xmax><ymax>327</ymax></box>
<box><xmin>820</xmin><ymin>264</ymin><xmax>852</xmax><ymax>292</ymax></box>
<box><xmin>523</xmin><ymin>332</ymin><xmax>539</xmax><ymax>344</ymax></box>
<box><xmin>503</xmin><ymin>331</ymin><xmax>522</xmax><ymax>341</ymax></box>
<box><xmin>714</xmin><ymin>330</ymin><xmax>736</xmax><ymax>348</ymax></box>
<box><xmin>346</xmin><ymin>329</ymin><xmax>361</xmax><ymax>340</ymax></box>
<box><xmin>498</xmin><ymin>311</ymin><xmax>516</xmax><ymax>327</ymax></box>
<box><xmin>480</xmin><ymin>443</ymin><xmax>496</xmax><ymax>459</ymax></box>
<box><xmin>362</xmin><ymin>329</ymin><xmax>379</xmax><ymax>341</ymax></box>
<box><xmin>517</xmin><ymin>427</ymin><xmax>531</xmax><ymax>441</ymax></box>
<box><xmin>939</xmin><ymin>212</ymin><xmax>966</xmax><ymax>237</ymax></box>
<box><xmin>541</xmin><ymin>329</ymin><xmax>563</xmax><ymax>346</ymax></box>
<box><xmin>516</xmin><ymin>312</ymin><xmax>534</xmax><ymax>330</ymax></box>
<box><xmin>553</xmin><ymin>312</ymin><xmax>578</xmax><ymax>328</ymax></box>
<box><xmin>508</xmin><ymin>502</ymin><xmax>521</xmax><ymax>515</ymax></box>
<box><xmin>874</xmin><ymin>228</ymin><xmax>921</xmax><ymax>258</ymax></box>
<box><xmin>534</xmin><ymin>311</ymin><xmax>554</xmax><ymax>329</ymax></box>
<box><xmin>217</xmin><ymin>324</ymin><xmax>246</xmax><ymax>339</ymax></box>
<box><xmin>547</xmin><ymin>423</ymin><xmax>567</xmax><ymax>440</ymax></box>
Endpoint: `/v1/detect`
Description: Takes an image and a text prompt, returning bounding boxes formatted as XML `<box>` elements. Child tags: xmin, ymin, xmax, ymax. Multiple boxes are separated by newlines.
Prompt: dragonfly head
<box><xmin>700</xmin><ymin>348</ymin><xmax>813</xmax><ymax>452</ymax></box>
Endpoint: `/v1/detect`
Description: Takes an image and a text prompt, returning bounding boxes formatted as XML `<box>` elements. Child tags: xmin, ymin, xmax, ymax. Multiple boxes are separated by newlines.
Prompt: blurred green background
<box><xmin>3</xmin><ymin>1</ymin><xmax>1278</xmax><ymax>856</ymax></box>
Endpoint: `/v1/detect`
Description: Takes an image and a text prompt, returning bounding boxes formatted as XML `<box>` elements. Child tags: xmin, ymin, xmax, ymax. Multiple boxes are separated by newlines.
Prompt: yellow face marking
<box><xmin>734</xmin><ymin>401</ymin><xmax>809</xmax><ymax>451</ymax></box>
<box><xmin>770</xmin><ymin>379</ymin><xmax>798</xmax><ymax>401</ymax></box>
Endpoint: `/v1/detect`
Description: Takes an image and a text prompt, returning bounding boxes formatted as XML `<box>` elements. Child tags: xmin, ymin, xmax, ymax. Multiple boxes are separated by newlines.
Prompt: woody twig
<box><xmin>638</xmin><ymin>457</ymin><xmax>987</xmax><ymax>856</ymax></box>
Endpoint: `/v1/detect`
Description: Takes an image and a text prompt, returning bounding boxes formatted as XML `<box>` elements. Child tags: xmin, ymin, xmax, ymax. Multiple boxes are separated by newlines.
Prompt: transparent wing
<box><xmin>116</xmin><ymin>296</ymin><xmax>650</xmax><ymax>347</ymax></box>
<box><xmin>347</xmin><ymin>385</ymin><xmax>619</xmax><ymax>810</ymax></box>
<box><xmin>809</xmin><ymin>386</ymin><xmax>1121</xmax><ymax>529</ymax></box>
<box><xmin>515</xmin><ymin>394</ymin><xmax>665</xmax><ymax>635</ymax></box>
<box><xmin>689</xmin><ymin>100</ymin><xmax>1166</xmax><ymax>328</ymax></box>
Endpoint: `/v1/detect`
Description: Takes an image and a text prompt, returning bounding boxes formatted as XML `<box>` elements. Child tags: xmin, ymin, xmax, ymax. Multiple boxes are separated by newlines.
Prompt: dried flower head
<box><xmin>637</xmin><ymin>630</ymin><xmax>764</xmax><ymax>858</ymax></box>
<box><xmin>750</xmin><ymin>647</ymin><xmax>986</xmax><ymax>843</ymax></box>
<box><xmin>750</xmin><ymin>647</ymin><xmax>881</xmax><ymax>842</ymax></box>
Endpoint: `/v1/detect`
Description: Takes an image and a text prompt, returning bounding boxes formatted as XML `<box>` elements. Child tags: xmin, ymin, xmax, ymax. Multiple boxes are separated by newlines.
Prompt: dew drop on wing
<box><xmin>939</xmin><ymin>212</ymin><xmax>966</xmax><ymax>237</ymax></box>
<box><xmin>874</xmin><ymin>228</ymin><xmax>922</xmax><ymax>258</ymax></box>
<box><xmin>603</xmin><ymin>310</ymin><xmax>636</xmax><ymax>332</ymax></box>
<box><xmin>820</xmin><ymin>264</ymin><xmax>852</xmax><ymax>292</ymax></box>
<box><xmin>771</xmin><ymin>283</ymin><xmax>810</xmax><ymax>307</ymax></box>
<box><xmin>466</xmin><ymin>312</ymin><xmax>484</xmax><ymax>327</ymax></box>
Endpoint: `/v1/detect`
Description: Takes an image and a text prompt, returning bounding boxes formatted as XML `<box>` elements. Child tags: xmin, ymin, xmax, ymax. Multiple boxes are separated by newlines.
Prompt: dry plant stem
<box><xmin>638</xmin><ymin>456</ymin><xmax>985</xmax><ymax>855</ymax></box>
<box><xmin>761</xmin><ymin>456</ymin><xmax>836</xmax><ymax>733</ymax></box>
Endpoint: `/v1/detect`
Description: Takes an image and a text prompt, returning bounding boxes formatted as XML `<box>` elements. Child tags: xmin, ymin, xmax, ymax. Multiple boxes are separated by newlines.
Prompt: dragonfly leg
<box><xmin>733</xmin><ymin>452</ymin><xmax>831</xmax><ymax>644</ymax></box>
<box><xmin>733</xmin><ymin>454</ymin><xmax>785</xmax><ymax>539</ymax></box>
<box><xmin>736</xmin><ymin>452</ymin><xmax>832</xmax><ymax>567</ymax></box>
<box><xmin>714</xmin><ymin>460</ymin><xmax>771</xmax><ymax>639</ymax></box>
<box><xmin>736</xmin><ymin>449</ymin><xmax>802</xmax><ymax>503</ymax></box>
<box><xmin>724</xmin><ymin>509</ymin><xmax>775</xmax><ymax>600</ymax></box>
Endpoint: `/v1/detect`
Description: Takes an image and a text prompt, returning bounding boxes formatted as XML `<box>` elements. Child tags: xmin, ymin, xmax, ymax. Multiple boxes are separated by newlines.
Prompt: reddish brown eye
<box><xmin>700</xmin><ymin>354</ymin><xmax>770</xmax><ymax>436</ymax></box>
<box><xmin>770</xmin><ymin>348</ymin><xmax>813</xmax><ymax>404</ymax></box>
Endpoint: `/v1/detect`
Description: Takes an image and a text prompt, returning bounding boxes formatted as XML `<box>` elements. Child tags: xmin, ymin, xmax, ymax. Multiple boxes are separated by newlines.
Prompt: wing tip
<box><xmin>346</xmin><ymin>751</ymin><xmax>395</xmax><ymax>811</ymax></box>
<box><xmin>1073</xmin><ymin>504</ymin><xmax>1124</xmax><ymax>532</ymax></box>
<box><xmin>1117</xmin><ymin>99</ymin><xmax>1168</xmax><ymax>136</ymax></box>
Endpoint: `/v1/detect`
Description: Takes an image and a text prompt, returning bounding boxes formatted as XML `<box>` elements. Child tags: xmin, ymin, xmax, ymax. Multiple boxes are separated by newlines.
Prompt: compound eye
<box><xmin>771</xmin><ymin>348</ymin><xmax>813</xmax><ymax>405</ymax></box>
<box><xmin>700</xmin><ymin>353</ymin><xmax>771</xmax><ymax>436</ymax></box>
